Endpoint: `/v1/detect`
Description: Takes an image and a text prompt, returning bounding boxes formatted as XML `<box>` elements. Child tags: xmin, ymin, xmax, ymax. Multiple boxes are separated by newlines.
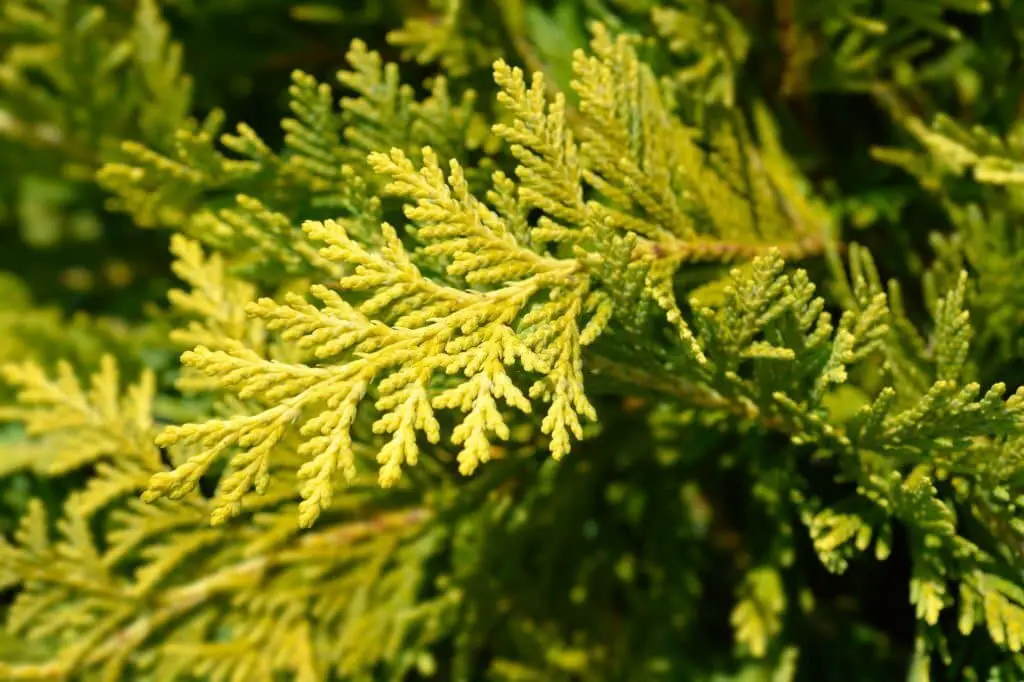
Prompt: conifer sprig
<box><xmin>146</xmin><ymin>27</ymin><xmax>844</xmax><ymax>528</ymax></box>
<box><xmin>4</xmin><ymin>3</ymin><xmax>1024</xmax><ymax>679</ymax></box>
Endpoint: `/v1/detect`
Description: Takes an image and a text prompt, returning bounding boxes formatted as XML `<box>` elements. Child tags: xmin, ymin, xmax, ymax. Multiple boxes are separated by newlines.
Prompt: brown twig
<box><xmin>636</xmin><ymin>233</ymin><xmax>831</xmax><ymax>264</ymax></box>
<box><xmin>585</xmin><ymin>353</ymin><xmax>786</xmax><ymax>430</ymax></box>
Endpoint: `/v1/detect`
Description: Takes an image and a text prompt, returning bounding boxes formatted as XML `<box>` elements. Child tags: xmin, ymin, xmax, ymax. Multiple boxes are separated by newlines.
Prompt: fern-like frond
<box><xmin>0</xmin><ymin>485</ymin><xmax>448</xmax><ymax>680</ymax></box>
<box><xmin>651</xmin><ymin>0</ymin><xmax>750</xmax><ymax>108</ymax></box>
<box><xmin>152</xmin><ymin>210</ymin><xmax>591</xmax><ymax>527</ymax></box>
<box><xmin>0</xmin><ymin>355</ymin><xmax>160</xmax><ymax>477</ymax></box>
<box><xmin>146</xmin><ymin>25</ymin><xmax>846</xmax><ymax>528</ymax></box>
<box><xmin>874</xmin><ymin>114</ymin><xmax>1024</xmax><ymax>366</ymax></box>
<box><xmin>386</xmin><ymin>0</ymin><xmax>502</xmax><ymax>77</ymax></box>
<box><xmin>0</xmin><ymin>0</ymin><xmax>190</xmax><ymax>167</ymax></box>
<box><xmin>165</xmin><ymin>234</ymin><xmax>266</xmax><ymax>354</ymax></box>
<box><xmin>98</xmin><ymin>39</ymin><xmax>492</xmax><ymax>284</ymax></box>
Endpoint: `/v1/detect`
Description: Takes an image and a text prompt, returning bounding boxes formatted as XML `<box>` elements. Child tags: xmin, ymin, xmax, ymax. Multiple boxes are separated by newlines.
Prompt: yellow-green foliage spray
<box><xmin>1</xmin><ymin>1</ymin><xmax>1023</xmax><ymax>680</ymax></box>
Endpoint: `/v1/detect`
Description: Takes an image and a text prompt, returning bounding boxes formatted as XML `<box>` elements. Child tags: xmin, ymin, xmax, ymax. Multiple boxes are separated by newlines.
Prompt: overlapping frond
<box><xmin>650</xmin><ymin>0</ymin><xmax>750</xmax><ymax>108</ymax></box>
<box><xmin>4</xmin><ymin>6</ymin><xmax>1024</xmax><ymax>680</ymax></box>
<box><xmin>0</xmin><ymin>476</ymin><xmax>449</xmax><ymax>680</ymax></box>
<box><xmin>148</xmin><ymin>24</ymin><xmax>838</xmax><ymax>529</ymax></box>
<box><xmin>0</xmin><ymin>355</ymin><xmax>160</xmax><ymax>479</ymax></box>
<box><xmin>98</xmin><ymin>38</ymin><xmax>491</xmax><ymax>283</ymax></box>
<box><xmin>875</xmin><ymin>114</ymin><xmax>1024</xmax><ymax>363</ymax></box>
<box><xmin>0</xmin><ymin>0</ymin><xmax>190</xmax><ymax>163</ymax></box>
<box><xmin>771</xmin><ymin>0</ymin><xmax>992</xmax><ymax>94</ymax></box>
<box><xmin>386</xmin><ymin>0</ymin><xmax>503</xmax><ymax>77</ymax></box>
<box><xmin>0</xmin><ymin>349</ymin><xmax>453</xmax><ymax>680</ymax></box>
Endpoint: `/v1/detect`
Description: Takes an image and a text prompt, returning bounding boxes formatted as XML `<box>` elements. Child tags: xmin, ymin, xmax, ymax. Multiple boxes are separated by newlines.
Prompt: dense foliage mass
<box><xmin>2</xmin><ymin>1</ymin><xmax>1024</xmax><ymax>680</ymax></box>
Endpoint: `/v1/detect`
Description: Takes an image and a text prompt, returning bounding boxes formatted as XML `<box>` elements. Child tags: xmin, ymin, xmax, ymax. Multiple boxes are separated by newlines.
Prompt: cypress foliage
<box><xmin>1</xmin><ymin>1</ymin><xmax>1023</xmax><ymax>680</ymax></box>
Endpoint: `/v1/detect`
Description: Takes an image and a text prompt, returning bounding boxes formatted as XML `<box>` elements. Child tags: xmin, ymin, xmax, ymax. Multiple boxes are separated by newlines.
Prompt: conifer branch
<box><xmin>5</xmin><ymin>4</ymin><xmax>1024</xmax><ymax>678</ymax></box>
